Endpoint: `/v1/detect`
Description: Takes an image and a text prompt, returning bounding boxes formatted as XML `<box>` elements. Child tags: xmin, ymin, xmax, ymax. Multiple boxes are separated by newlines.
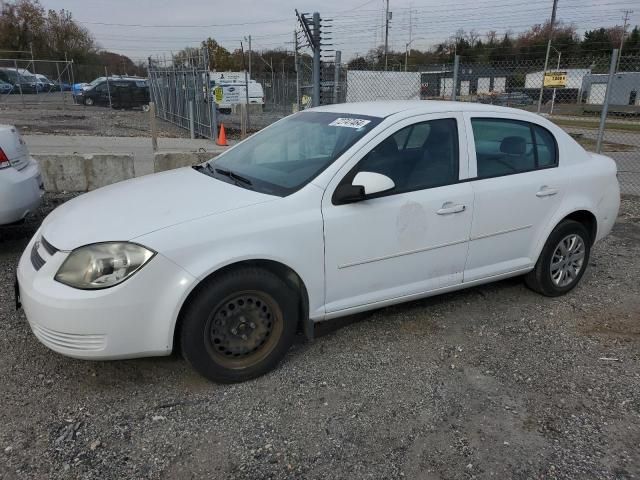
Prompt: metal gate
<box><xmin>147</xmin><ymin>49</ymin><xmax>217</xmax><ymax>140</ymax></box>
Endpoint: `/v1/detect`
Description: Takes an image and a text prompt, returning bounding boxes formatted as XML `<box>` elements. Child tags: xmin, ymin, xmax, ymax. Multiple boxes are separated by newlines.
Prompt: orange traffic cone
<box><xmin>216</xmin><ymin>123</ymin><xmax>228</xmax><ymax>146</ymax></box>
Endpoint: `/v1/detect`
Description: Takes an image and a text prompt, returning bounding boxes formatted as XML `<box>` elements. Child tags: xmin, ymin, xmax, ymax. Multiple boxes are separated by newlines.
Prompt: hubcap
<box><xmin>205</xmin><ymin>291</ymin><xmax>282</xmax><ymax>369</ymax></box>
<box><xmin>550</xmin><ymin>234</ymin><xmax>585</xmax><ymax>287</ymax></box>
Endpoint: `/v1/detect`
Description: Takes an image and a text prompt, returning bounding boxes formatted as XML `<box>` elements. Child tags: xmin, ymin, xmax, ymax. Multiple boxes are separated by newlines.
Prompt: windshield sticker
<box><xmin>329</xmin><ymin>118</ymin><xmax>371</xmax><ymax>129</ymax></box>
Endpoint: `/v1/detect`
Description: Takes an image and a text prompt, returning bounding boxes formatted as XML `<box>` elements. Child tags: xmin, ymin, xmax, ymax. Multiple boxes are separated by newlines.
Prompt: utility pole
<box><xmin>240</xmin><ymin>40</ymin><xmax>250</xmax><ymax>130</ymax></box>
<box><xmin>245</xmin><ymin>35</ymin><xmax>252</xmax><ymax>78</ymax></box>
<box><xmin>312</xmin><ymin>12</ymin><xmax>321</xmax><ymax>106</ymax></box>
<box><xmin>296</xmin><ymin>9</ymin><xmax>324</xmax><ymax>107</ymax></box>
<box><xmin>333</xmin><ymin>50</ymin><xmax>341</xmax><ymax>104</ymax></box>
<box><xmin>537</xmin><ymin>0</ymin><xmax>559</xmax><ymax>113</ymax></box>
<box><xmin>294</xmin><ymin>30</ymin><xmax>300</xmax><ymax>110</ymax></box>
<box><xmin>384</xmin><ymin>0</ymin><xmax>390</xmax><ymax>70</ymax></box>
<box><xmin>617</xmin><ymin>10</ymin><xmax>633</xmax><ymax>72</ymax></box>
<box><xmin>405</xmin><ymin>8</ymin><xmax>412</xmax><ymax>72</ymax></box>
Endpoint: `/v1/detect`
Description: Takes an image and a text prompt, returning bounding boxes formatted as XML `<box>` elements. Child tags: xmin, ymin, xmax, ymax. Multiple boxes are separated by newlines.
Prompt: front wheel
<box><xmin>180</xmin><ymin>267</ymin><xmax>298</xmax><ymax>383</ymax></box>
<box><xmin>83</xmin><ymin>97</ymin><xmax>94</xmax><ymax>106</ymax></box>
<box><xmin>525</xmin><ymin>220</ymin><xmax>591</xmax><ymax>296</ymax></box>
<box><xmin>141</xmin><ymin>104</ymin><xmax>150</xmax><ymax>112</ymax></box>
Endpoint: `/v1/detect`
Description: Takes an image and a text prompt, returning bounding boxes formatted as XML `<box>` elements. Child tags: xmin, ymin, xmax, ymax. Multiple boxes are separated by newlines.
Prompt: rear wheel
<box><xmin>525</xmin><ymin>220</ymin><xmax>591</xmax><ymax>296</ymax></box>
<box><xmin>180</xmin><ymin>267</ymin><xmax>298</xmax><ymax>383</ymax></box>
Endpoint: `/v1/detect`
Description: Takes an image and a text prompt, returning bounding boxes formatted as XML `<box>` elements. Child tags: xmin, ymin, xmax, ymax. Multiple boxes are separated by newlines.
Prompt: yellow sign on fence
<box><xmin>544</xmin><ymin>71</ymin><xmax>567</xmax><ymax>88</ymax></box>
<box><xmin>214</xmin><ymin>86</ymin><xmax>223</xmax><ymax>103</ymax></box>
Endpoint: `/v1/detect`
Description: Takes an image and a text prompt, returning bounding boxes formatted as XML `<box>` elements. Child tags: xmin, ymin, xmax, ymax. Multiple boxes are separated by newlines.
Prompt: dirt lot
<box><xmin>0</xmin><ymin>102</ymin><xmax>188</xmax><ymax>138</ymax></box>
<box><xmin>0</xmin><ymin>194</ymin><xmax>639</xmax><ymax>479</ymax></box>
<box><xmin>0</xmin><ymin>99</ymin><xmax>284</xmax><ymax>138</ymax></box>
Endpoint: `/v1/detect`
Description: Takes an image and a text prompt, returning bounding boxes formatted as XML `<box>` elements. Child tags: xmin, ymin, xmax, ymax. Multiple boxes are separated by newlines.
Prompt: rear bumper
<box><xmin>0</xmin><ymin>158</ymin><xmax>44</xmax><ymax>225</ymax></box>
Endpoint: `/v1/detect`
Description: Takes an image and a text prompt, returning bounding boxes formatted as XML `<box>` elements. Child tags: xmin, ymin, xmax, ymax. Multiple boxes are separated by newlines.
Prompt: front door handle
<box><xmin>437</xmin><ymin>202</ymin><xmax>466</xmax><ymax>215</ymax></box>
<box><xmin>536</xmin><ymin>186</ymin><xmax>559</xmax><ymax>197</ymax></box>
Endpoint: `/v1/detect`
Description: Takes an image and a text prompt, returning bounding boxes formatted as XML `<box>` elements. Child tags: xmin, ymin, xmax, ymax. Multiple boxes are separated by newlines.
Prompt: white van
<box><xmin>209</xmin><ymin>72</ymin><xmax>264</xmax><ymax>113</ymax></box>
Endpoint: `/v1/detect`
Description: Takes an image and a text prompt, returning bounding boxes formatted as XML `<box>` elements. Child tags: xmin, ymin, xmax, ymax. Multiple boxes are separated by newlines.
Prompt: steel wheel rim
<box><xmin>550</xmin><ymin>234</ymin><xmax>585</xmax><ymax>287</ymax></box>
<box><xmin>204</xmin><ymin>290</ymin><xmax>283</xmax><ymax>369</ymax></box>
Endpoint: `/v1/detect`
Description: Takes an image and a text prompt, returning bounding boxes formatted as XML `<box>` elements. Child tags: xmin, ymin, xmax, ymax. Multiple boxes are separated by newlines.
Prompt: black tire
<box><xmin>525</xmin><ymin>220</ymin><xmax>591</xmax><ymax>297</ymax></box>
<box><xmin>180</xmin><ymin>267</ymin><xmax>298</xmax><ymax>383</ymax></box>
<box><xmin>83</xmin><ymin>97</ymin><xmax>94</xmax><ymax>106</ymax></box>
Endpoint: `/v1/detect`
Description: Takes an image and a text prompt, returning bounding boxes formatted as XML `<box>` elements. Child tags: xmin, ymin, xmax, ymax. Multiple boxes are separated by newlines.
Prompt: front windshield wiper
<box><xmin>214</xmin><ymin>167</ymin><xmax>253</xmax><ymax>186</ymax></box>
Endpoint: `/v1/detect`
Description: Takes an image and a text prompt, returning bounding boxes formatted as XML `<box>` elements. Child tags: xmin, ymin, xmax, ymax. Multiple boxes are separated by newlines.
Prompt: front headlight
<box><xmin>54</xmin><ymin>242</ymin><xmax>155</xmax><ymax>290</ymax></box>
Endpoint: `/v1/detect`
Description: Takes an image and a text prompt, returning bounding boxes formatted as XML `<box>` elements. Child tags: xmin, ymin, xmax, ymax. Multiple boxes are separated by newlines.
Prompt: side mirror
<box><xmin>352</xmin><ymin>171</ymin><xmax>395</xmax><ymax>195</ymax></box>
<box><xmin>333</xmin><ymin>171</ymin><xmax>395</xmax><ymax>205</ymax></box>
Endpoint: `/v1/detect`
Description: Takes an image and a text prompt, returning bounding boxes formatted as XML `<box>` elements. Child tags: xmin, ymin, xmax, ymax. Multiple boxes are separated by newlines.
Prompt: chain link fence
<box><xmin>337</xmin><ymin>51</ymin><xmax>640</xmax><ymax>196</ymax></box>
<box><xmin>0</xmin><ymin>58</ymin><xmax>75</xmax><ymax>109</ymax></box>
<box><xmin>147</xmin><ymin>50</ymin><xmax>217</xmax><ymax>140</ymax></box>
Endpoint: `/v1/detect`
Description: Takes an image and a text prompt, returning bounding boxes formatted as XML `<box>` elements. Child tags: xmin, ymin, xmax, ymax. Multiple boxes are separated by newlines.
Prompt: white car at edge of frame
<box><xmin>0</xmin><ymin>124</ymin><xmax>44</xmax><ymax>225</ymax></box>
<box><xmin>16</xmin><ymin>101</ymin><xmax>620</xmax><ymax>383</ymax></box>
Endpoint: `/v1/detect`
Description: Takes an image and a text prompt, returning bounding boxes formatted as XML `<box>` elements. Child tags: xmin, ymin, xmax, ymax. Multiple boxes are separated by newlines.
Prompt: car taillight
<box><xmin>0</xmin><ymin>148</ymin><xmax>11</xmax><ymax>169</ymax></box>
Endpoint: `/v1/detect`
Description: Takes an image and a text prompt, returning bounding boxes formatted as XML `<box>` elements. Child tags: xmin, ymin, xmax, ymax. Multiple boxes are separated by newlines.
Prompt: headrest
<box><xmin>500</xmin><ymin>136</ymin><xmax>526</xmax><ymax>155</ymax></box>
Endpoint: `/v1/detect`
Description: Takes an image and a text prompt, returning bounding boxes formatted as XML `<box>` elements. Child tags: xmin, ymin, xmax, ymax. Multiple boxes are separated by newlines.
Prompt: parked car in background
<box><xmin>17</xmin><ymin>101</ymin><xmax>619</xmax><ymax>383</ymax></box>
<box><xmin>76</xmin><ymin>77</ymin><xmax>150</xmax><ymax>110</ymax></box>
<box><xmin>53</xmin><ymin>81</ymin><xmax>72</xmax><ymax>91</ymax></box>
<box><xmin>491</xmin><ymin>92</ymin><xmax>534</xmax><ymax>107</ymax></box>
<box><xmin>0</xmin><ymin>68</ymin><xmax>38</xmax><ymax>93</ymax></box>
<box><xmin>35</xmin><ymin>74</ymin><xmax>56</xmax><ymax>92</ymax></box>
<box><xmin>0</xmin><ymin>79</ymin><xmax>13</xmax><ymax>94</ymax></box>
<box><xmin>0</xmin><ymin>125</ymin><xmax>43</xmax><ymax>225</ymax></box>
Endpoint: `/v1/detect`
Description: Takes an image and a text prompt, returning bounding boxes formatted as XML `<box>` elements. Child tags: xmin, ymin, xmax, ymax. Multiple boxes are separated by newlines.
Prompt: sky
<box><xmin>39</xmin><ymin>0</ymin><xmax>638</xmax><ymax>62</ymax></box>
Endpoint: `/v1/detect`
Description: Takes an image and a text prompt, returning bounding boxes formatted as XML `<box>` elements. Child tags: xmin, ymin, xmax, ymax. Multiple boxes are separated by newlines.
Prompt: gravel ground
<box><xmin>0</xmin><ymin>194</ymin><xmax>639</xmax><ymax>480</ymax></box>
<box><xmin>0</xmin><ymin>103</ymin><xmax>189</xmax><ymax>138</ymax></box>
<box><xmin>0</xmin><ymin>101</ymin><xmax>285</xmax><ymax>140</ymax></box>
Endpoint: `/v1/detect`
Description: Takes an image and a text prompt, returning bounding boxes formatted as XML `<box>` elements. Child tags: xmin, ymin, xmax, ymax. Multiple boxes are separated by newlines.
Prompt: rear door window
<box><xmin>471</xmin><ymin>118</ymin><xmax>558</xmax><ymax>178</ymax></box>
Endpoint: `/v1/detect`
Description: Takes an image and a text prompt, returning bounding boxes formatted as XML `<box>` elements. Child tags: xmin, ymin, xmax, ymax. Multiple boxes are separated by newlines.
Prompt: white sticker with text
<box><xmin>328</xmin><ymin>118</ymin><xmax>371</xmax><ymax>129</ymax></box>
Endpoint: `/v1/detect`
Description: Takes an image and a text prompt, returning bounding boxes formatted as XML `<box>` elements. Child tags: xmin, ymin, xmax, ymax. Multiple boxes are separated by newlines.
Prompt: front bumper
<box><xmin>0</xmin><ymin>158</ymin><xmax>44</xmax><ymax>225</ymax></box>
<box><xmin>17</xmin><ymin>233</ymin><xmax>196</xmax><ymax>360</ymax></box>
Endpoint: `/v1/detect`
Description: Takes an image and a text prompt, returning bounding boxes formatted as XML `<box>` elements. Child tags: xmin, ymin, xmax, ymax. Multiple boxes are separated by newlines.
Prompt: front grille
<box><xmin>41</xmin><ymin>237</ymin><xmax>58</xmax><ymax>256</ymax></box>
<box><xmin>30</xmin><ymin>243</ymin><xmax>46</xmax><ymax>271</ymax></box>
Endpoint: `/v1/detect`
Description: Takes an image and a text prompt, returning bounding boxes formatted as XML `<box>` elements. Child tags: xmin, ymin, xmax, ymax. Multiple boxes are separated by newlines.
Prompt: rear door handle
<box><xmin>437</xmin><ymin>202</ymin><xmax>466</xmax><ymax>215</ymax></box>
<box><xmin>536</xmin><ymin>186</ymin><xmax>559</xmax><ymax>197</ymax></box>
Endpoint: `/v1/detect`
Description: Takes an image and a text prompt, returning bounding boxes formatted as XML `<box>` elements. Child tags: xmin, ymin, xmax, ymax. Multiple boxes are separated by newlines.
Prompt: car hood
<box><xmin>41</xmin><ymin>167</ymin><xmax>276</xmax><ymax>251</ymax></box>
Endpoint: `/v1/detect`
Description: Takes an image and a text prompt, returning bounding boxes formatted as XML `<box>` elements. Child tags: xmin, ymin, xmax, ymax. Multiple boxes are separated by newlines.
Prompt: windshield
<box><xmin>88</xmin><ymin>77</ymin><xmax>105</xmax><ymax>87</ymax></box>
<box><xmin>208</xmin><ymin>111</ymin><xmax>382</xmax><ymax>196</ymax></box>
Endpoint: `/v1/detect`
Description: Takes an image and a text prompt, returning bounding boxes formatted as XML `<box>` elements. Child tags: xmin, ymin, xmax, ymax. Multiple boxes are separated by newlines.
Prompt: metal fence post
<box><xmin>451</xmin><ymin>55</ymin><xmax>459</xmax><ymax>101</ymax></box>
<box><xmin>333</xmin><ymin>51</ymin><xmax>341</xmax><ymax>104</ymax></box>
<box><xmin>188</xmin><ymin>100</ymin><xmax>195</xmax><ymax>139</ymax></box>
<box><xmin>211</xmin><ymin>100</ymin><xmax>218</xmax><ymax>142</ymax></box>
<box><xmin>595</xmin><ymin>49</ymin><xmax>618</xmax><ymax>154</ymax></box>
<box><xmin>104</xmin><ymin>66</ymin><xmax>112</xmax><ymax>108</ymax></box>
<box><xmin>55</xmin><ymin>62</ymin><xmax>65</xmax><ymax>111</ymax></box>
<box><xmin>149</xmin><ymin>102</ymin><xmax>158</xmax><ymax>152</ymax></box>
<box><xmin>13</xmin><ymin>60</ymin><xmax>24</xmax><ymax>108</ymax></box>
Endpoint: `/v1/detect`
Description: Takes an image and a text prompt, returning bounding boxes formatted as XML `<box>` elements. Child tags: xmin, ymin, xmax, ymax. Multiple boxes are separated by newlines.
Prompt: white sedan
<box><xmin>17</xmin><ymin>101</ymin><xmax>620</xmax><ymax>383</ymax></box>
<box><xmin>0</xmin><ymin>124</ymin><xmax>43</xmax><ymax>225</ymax></box>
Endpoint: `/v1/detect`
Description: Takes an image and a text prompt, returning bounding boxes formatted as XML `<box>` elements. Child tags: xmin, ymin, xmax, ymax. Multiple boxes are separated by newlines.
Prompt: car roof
<box><xmin>310</xmin><ymin>100</ymin><xmax>539</xmax><ymax>120</ymax></box>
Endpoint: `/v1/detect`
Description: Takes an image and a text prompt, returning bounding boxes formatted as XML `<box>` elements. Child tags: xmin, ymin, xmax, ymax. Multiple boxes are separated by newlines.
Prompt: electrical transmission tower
<box><xmin>295</xmin><ymin>10</ymin><xmax>332</xmax><ymax>107</ymax></box>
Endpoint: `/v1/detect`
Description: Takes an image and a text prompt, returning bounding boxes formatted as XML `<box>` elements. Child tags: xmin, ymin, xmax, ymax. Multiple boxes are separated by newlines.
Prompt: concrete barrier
<box><xmin>34</xmin><ymin>154</ymin><xmax>135</xmax><ymax>192</ymax></box>
<box><xmin>153</xmin><ymin>151</ymin><xmax>221</xmax><ymax>173</ymax></box>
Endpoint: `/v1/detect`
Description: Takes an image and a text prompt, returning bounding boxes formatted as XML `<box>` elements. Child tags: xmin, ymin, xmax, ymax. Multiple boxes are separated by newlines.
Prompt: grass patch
<box><xmin>551</xmin><ymin>118</ymin><xmax>640</xmax><ymax>133</ymax></box>
<box><xmin>572</xmin><ymin>135</ymin><xmax>636</xmax><ymax>152</ymax></box>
